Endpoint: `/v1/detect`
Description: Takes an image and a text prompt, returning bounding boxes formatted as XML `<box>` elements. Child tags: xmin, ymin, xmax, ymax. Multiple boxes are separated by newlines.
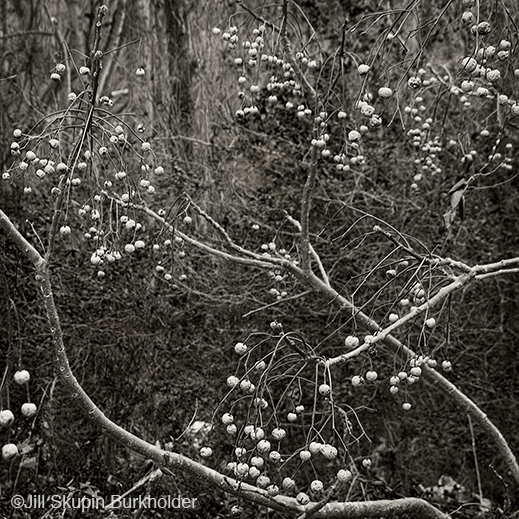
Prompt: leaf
<box><xmin>442</xmin><ymin>180</ymin><xmax>468</xmax><ymax>231</ymax></box>
<box><xmin>450</xmin><ymin>189</ymin><xmax>464</xmax><ymax>210</ymax></box>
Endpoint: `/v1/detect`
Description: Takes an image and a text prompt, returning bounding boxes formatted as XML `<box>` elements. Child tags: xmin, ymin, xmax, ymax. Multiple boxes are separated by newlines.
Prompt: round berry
<box><xmin>282</xmin><ymin>477</ymin><xmax>295</xmax><ymax>489</ymax></box>
<box><xmin>2</xmin><ymin>443</ymin><xmax>18</xmax><ymax>460</ymax></box>
<box><xmin>267</xmin><ymin>484</ymin><xmax>279</xmax><ymax>496</ymax></box>
<box><xmin>221</xmin><ymin>413</ymin><xmax>234</xmax><ymax>425</ymax></box>
<box><xmin>250</xmin><ymin>456</ymin><xmax>264</xmax><ymax>468</ymax></box>
<box><xmin>199</xmin><ymin>447</ymin><xmax>213</xmax><ymax>457</ymax></box>
<box><xmin>461</xmin><ymin>57</ymin><xmax>477</xmax><ymax>73</ymax></box>
<box><xmin>235</xmin><ymin>462</ymin><xmax>249</xmax><ymax>477</ymax></box>
<box><xmin>345</xmin><ymin>335</ymin><xmax>359</xmax><ymax>348</ymax></box>
<box><xmin>296</xmin><ymin>493</ymin><xmax>310</xmax><ymax>505</ymax></box>
<box><xmin>366</xmin><ymin>370</ymin><xmax>378</xmax><ymax>382</ymax></box>
<box><xmin>299</xmin><ymin>450</ymin><xmax>311</xmax><ymax>461</ymax></box>
<box><xmin>257</xmin><ymin>440</ymin><xmax>271</xmax><ymax>454</ymax></box>
<box><xmin>407</xmin><ymin>76</ymin><xmax>422</xmax><ymax>89</ymax></box>
<box><xmin>337</xmin><ymin>469</ymin><xmax>352</xmax><ymax>482</ymax></box>
<box><xmin>410</xmin><ymin>366</ymin><xmax>422</xmax><ymax>377</ymax></box>
<box><xmin>378</xmin><ymin>87</ymin><xmax>393</xmax><ymax>98</ymax></box>
<box><xmin>271</xmin><ymin>428</ymin><xmax>286</xmax><ymax>440</ymax></box>
<box><xmin>351</xmin><ymin>375</ymin><xmax>364</xmax><ymax>387</ymax></box>
<box><xmin>321</xmin><ymin>444</ymin><xmax>338</xmax><ymax>460</ymax></box>
<box><xmin>310</xmin><ymin>480</ymin><xmax>323</xmax><ymax>492</ymax></box>
<box><xmin>21</xmin><ymin>403</ymin><xmax>37</xmax><ymax>418</ymax></box>
<box><xmin>0</xmin><ymin>409</ymin><xmax>15</xmax><ymax>427</ymax></box>
<box><xmin>256</xmin><ymin>475</ymin><xmax>270</xmax><ymax>488</ymax></box>
<box><xmin>269</xmin><ymin>451</ymin><xmax>281</xmax><ymax>463</ymax></box>
<box><xmin>227</xmin><ymin>376</ymin><xmax>239</xmax><ymax>388</ymax></box>
<box><xmin>13</xmin><ymin>370</ymin><xmax>30</xmax><ymax>385</ymax></box>
<box><xmin>234</xmin><ymin>342</ymin><xmax>247</xmax><ymax>355</ymax></box>
<box><xmin>318</xmin><ymin>383</ymin><xmax>331</xmax><ymax>396</ymax></box>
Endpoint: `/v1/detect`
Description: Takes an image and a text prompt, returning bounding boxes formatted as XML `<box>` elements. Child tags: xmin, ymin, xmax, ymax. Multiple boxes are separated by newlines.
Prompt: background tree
<box><xmin>1</xmin><ymin>0</ymin><xmax>518</xmax><ymax>518</ymax></box>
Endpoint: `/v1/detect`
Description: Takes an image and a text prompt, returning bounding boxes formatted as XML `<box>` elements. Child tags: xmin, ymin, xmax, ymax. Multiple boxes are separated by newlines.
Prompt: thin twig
<box><xmin>468</xmin><ymin>414</ymin><xmax>484</xmax><ymax>506</ymax></box>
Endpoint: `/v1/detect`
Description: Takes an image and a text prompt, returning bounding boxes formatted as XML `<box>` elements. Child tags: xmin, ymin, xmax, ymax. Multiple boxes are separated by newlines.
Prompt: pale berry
<box><xmin>0</xmin><ymin>410</ymin><xmax>15</xmax><ymax>427</ymax></box>
<box><xmin>271</xmin><ymin>428</ymin><xmax>286</xmax><ymax>440</ymax></box>
<box><xmin>296</xmin><ymin>493</ymin><xmax>309</xmax><ymax>505</ymax></box>
<box><xmin>321</xmin><ymin>444</ymin><xmax>338</xmax><ymax>460</ymax></box>
<box><xmin>21</xmin><ymin>403</ymin><xmax>37</xmax><ymax>418</ymax></box>
<box><xmin>233</xmin><ymin>342</ymin><xmax>247</xmax><ymax>356</ymax></box>
<box><xmin>309</xmin><ymin>441</ymin><xmax>322</xmax><ymax>454</ymax></box>
<box><xmin>2</xmin><ymin>443</ymin><xmax>18</xmax><ymax>460</ymax></box>
<box><xmin>282</xmin><ymin>477</ymin><xmax>296</xmax><ymax>489</ymax></box>
<box><xmin>337</xmin><ymin>469</ymin><xmax>352</xmax><ymax>482</ymax></box>
<box><xmin>351</xmin><ymin>375</ymin><xmax>364</xmax><ymax>387</ymax></box>
<box><xmin>256</xmin><ymin>475</ymin><xmax>270</xmax><ymax>488</ymax></box>
<box><xmin>221</xmin><ymin>413</ymin><xmax>234</xmax><ymax>425</ymax></box>
<box><xmin>378</xmin><ymin>87</ymin><xmax>393</xmax><ymax>98</ymax></box>
<box><xmin>251</xmin><ymin>427</ymin><xmax>265</xmax><ymax>441</ymax></box>
<box><xmin>319</xmin><ymin>383</ymin><xmax>331</xmax><ymax>396</ymax></box>
<box><xmin>366</xmin><ymin>370</ymin><xmax>378</xmax><ymax>382</ymax></box>
<box><xmin>310</xmin><ymin>480</ymin><xmax>323</xmax><ymax>492</ymax></box>
<box><xmin>14</xmin><ymin>370</ymin><xmax>30</xmax><ymax>385</ymax></box>
<box><xmin>235</xmin><ymin>463</ymin><xmax>249</xmax><ymax>477</ymax></box>
<box><xmin>267</xmin><ymin>485</ymin><xmax>279</xmax><ymax>497</ymax></box>
<box><xmin>235</xmin><ymin>447</ymin><xmax>246</xmax><ymax>458</ymax></box>
<box><xmin>269</xmin><ymin>451</ymin><xmax>281</xmax><ymax>462</ymax></box>
<box><xmin>461</xmin><ymin>57</ymin><xmax>477</xmax><ymax>72</ymax></box>
<box><xmin>299</xmin><ymin>450</ymin><xmax>311</xmax><ymax>461</ymax></box>
<box><xmin>257</xmin><ymin>440</ymin><xmax>271</xmax><ymax>454</ymax></box>
<box><xmin>407</xmin><ymin>76</ymin><xmax>422</xmax><ymax>89</ymax></box>
<box><xmin>348</xmin><ymin>130</ymin><xmax>361</xmax><ymax>142</ymax></box>
<box><xmin>199</xmin><ymin>447</ymin><xmax>213</xmax><ymax>457</ymax></box>
<box><xmin>345</xmin><ymin>335</ymin><xmax>359</xmax><ymax>348</ymax></box>
<box><xmin>250</xmin><ymin>456</ymin><xmax>264</xmax><ymax>468</ymax></box>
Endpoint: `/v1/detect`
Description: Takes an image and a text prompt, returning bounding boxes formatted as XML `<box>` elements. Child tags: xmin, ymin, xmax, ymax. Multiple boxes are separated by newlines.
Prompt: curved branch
<box><xmin>0</xmin><ymin>207</ymin><xmax>447</xmax><ymax>519</ymax></box>
<box><xmin>0</xmin><ymin>209</ymin><xmax>44</xmax><ymax>268</ymax></box>
<box><xmin>287</xmin><ymin>263</ymin><xmax>519</xmax><ymax>490</ymax></box>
